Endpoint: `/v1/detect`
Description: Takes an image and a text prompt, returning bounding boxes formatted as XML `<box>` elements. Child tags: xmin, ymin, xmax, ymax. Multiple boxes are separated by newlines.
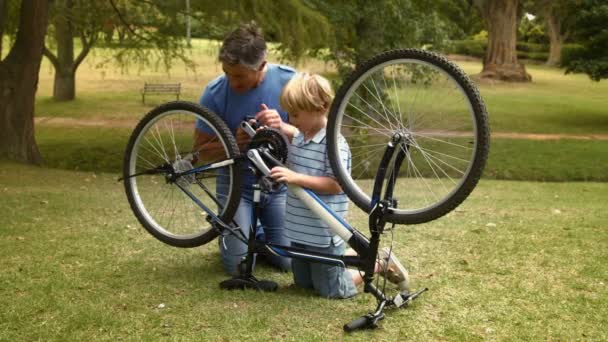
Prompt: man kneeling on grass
<box><xmin>269</xmin><ymin>73</ymin><xmax>410</xmax><ymax>298</ymax></box>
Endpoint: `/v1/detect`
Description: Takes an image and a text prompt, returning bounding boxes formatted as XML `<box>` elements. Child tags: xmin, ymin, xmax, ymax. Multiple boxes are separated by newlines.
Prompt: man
<box><xmin>194</xmin><ymin>22</ymin><xmax>295</xmax><ymax>276</ymax></box>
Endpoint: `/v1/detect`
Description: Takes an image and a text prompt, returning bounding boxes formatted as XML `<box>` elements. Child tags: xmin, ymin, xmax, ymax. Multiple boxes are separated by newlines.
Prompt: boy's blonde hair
<box><xmin>280</xmin><ymin>73</ymin><xmax>334</xmax><ymax>115</ymax></box>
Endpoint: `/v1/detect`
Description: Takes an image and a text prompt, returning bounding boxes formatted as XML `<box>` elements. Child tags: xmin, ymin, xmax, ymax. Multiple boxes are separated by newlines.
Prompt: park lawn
<box><xmin>29</xmin><ymin>39</ymin><xmax>608</xmax><ymax>182</ymax></box>
<box><xmin>33</xmin><ymin>39</ymin><xmax>608</xmax><ymax>136</ymax></box>
<box><xmin>34</xmin><ymin>125</ymin><xmax>608</xmax><ymax>182</ymax></box>
<box><xmin>0</xmin><ymin>162</ymin><xmax>606</xmax><ymax>340</ymax></box>
<box><xmin>450</xmin><ymin>60</ymin><xmax>608</xmax><ymax>135</ymax></box>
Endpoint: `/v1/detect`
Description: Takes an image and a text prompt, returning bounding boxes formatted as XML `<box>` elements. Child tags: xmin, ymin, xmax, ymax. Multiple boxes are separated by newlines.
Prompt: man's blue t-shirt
<box><xmin>197</xmin><ymin>64</ymin><xmax>295</xmax><ymax>134</ymax></box>
<box><xmin>196</xmin><ymin>64</ymin><xmax>296</xmax><ymax>191</ymax></box>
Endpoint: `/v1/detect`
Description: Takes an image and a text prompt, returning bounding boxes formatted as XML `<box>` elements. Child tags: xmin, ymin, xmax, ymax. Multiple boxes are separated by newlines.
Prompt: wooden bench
<box><xmin>141</xmin><ymin>82</ymin><xmax>181</xmax><ymax>103</ymax></box>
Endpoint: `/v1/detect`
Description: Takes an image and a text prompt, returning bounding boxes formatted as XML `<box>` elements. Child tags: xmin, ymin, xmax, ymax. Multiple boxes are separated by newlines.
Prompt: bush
<box><xmin>560</xmin><ymin>44</ymin><xmax>586</xmax><ymax>67</ymax></box>
<box><xmin>448</xmin><ymin>39</ymin><xmax>487</xmax><ymax>58</ymax></box>
<box><xmin>448</xmin><ymin>40</ymin><xmax>550</xmax><ymax>62</ymax></box>
<box><xmin>516</xmin><ymin>42</ymin><xmax>548</xmax><ymax>53</ymax></box>
<box><xmin>517</xmin><ymin>51</ymin><xmax>549</xmax><ymax>62</ymax></box>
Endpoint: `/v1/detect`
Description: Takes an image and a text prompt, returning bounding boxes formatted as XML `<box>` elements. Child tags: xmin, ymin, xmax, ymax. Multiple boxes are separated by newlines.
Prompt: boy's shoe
<box><xmin>378</xmin><ymin>247</ymin><xmax>410</xmax><ymax>292</ymax></box>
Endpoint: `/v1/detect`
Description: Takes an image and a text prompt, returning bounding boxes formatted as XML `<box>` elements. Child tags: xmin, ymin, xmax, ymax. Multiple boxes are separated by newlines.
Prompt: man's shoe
<box><xmin>378</xmin><ymin>247</ymin><xmax>410</xmax><ymax>292</ymax></box>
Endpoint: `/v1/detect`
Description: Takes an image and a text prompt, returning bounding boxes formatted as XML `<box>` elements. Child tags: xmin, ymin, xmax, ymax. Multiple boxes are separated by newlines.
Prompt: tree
<box><xmin>0</xmin><ymin>0</ymin><xmax>50</xmax><ymax>164</ymax></box>
<box><xmin>41</xmin><ymin>0</ymin><xmax>331</xmax><ymax>101</ymax></box>
<box><xmin>178</xmin><ymin>0</ymin><xmax>332</xmax><ymax>63</ymax></box>
<box><xmin>43</xmin><ymin>1</ymin><xmax>110</xmax><ymax>101</ymax></box>
<box><xmin>562</xmin><ymin>0</ymin><xmax>608</xmax><ymax>81</ymax></box>
<box><xmin>435</xmin><ymin>0</ymin><xmax>484</xmax><ymax>40</ymax></box>
<box><xmin>308</xmin><ymin>0</ymin><xmax>450</xmax><ymax>79</ymax></box>
<box><xmin>525</xmin><ymin>0</ymin><xmax>579</xmax><ymax>66</ymax></box>
<box><xmin>473</xmin><ymin>0</ymin><xmax>532</xmax><ymax>81</ymax></box>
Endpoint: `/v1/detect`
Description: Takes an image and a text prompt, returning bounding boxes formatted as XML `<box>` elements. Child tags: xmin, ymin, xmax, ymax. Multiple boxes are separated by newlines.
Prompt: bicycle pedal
<box><xmin>394</xmin><ymin>287</ymin><xmax>428</xmax><ymax>308</ymax></box>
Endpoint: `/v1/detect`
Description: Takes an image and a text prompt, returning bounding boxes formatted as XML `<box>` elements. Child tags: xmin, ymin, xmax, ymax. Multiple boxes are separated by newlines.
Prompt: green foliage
<box><xmin>518</xmin><ymin>15</ymin><xmax>548</xmax><ymax>44</ymax></box>
<box><xmin>449</xmin><ymin>39</ymin><xmax>487</xmax><ymax>58</ymax></box>
<box><xmin>0</xmin><ymin>0</ymin><xmax>21</xmax><ymax>56</ymax></box>
<box><xmin>42</xmin><ymin>0</ymin><xmax>331</xmax><ymax>80</ymax></box>
<box><xmin>516</xmin><ymin>41</ymin><xmax>549</xmax><ymax>61</ymax></box>
<box><xmin>562</xmin><ymin>0</ymin><xmax>608</xmax><ymax>81</ymax></box>
<box><xmin>516</xmin><ymin>41</ymin><xmax>548</xmax><ymax>53</ymax></box>
<box><xmin>307</xmin><ymin>0</ymin><xmax>451</xmax><ymax>79</ymax></box>
<box><xmin>472</xmin><ymin>30</ymin><xmax>488</xmax><ymax>41</ymax></box>
<box><xmin>560</xmin><ymin>43</ymin><xmax>586</xmax><ymax>66</ymax></box>
<box><xmin>433</xmin><ymin>0</ymin><xmax>484</xmax><ymax>40</ymax></box>
<box><xmin>448</xmin><ymin>40</ymin><xmax>550</xmax><ymax>61</ymax></box>
<box><xmin>182</xmin><ymin>0</ymin><xmax>332</xmax><ymax>63</ymax></box>
<box><xmin>517</xmin><ymin>50</ymin><xmax>549</xmax><ymax>61</ymax></box>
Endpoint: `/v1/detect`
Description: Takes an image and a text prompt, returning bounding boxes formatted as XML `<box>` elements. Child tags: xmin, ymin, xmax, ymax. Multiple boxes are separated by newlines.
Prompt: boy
<box><xmin>269</xmin><ymin>73</ymin><xmax>409</xmax><ymax>298</ymax></box>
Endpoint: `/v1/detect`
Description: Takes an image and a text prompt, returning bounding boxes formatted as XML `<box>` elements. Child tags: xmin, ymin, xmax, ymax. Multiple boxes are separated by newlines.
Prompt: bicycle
<box><xmin>122</xmin><ymin>49</ymin><xmax>490</xmax><ymax>331</ymax></box>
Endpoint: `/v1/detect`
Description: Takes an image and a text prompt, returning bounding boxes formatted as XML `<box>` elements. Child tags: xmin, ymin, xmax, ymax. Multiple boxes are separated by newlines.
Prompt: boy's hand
<box><xmin>270</xmin><ymin>166</ymin><xmax>300</xmax><ymax>184</ymax></box>
<box><xmin>256</xmin><ymin>103</ymin><xmax>282</xmax><ymax>129</ymax></box>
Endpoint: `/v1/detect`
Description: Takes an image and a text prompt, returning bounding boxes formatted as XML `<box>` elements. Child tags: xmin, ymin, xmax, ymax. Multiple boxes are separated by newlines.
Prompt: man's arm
<box><xmin>192</xmin><ymin>128</ymin><xmax>251</xmax><ymax>163</ymax></box>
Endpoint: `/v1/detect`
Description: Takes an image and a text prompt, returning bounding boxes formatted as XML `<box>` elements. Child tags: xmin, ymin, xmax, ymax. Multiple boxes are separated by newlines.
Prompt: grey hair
<box><xmin>219</xmin><ymin>22</ymin><xmax>267</xmax><ymax>70</ymax></box>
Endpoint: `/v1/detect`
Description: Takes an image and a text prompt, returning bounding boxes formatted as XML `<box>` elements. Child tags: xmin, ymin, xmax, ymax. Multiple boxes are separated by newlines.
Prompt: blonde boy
<box><xmin>270</xmin><ymin>73</ymin><xmax>409</xmax><ymax>298</ymax></box>
<box><xmin>268</xmin><ymin>73</ymin><xmax>356</xmax><ymax>298</ymax></box>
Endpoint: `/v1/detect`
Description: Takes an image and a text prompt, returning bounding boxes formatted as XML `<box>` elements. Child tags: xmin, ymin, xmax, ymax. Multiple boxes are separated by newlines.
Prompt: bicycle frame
<box><xmin>152</xmin><ymin>123</ymin><xmax>427</xmax><ymax>331</ymax></box>
<box><xmin>176</xmin><ymin>130</ymin><xmax>410</xmax><ymax>291</ymax></box>
<box><xmin>246</xmin><ymin>135</ymin><xmax>405</xmax><ymax>269</ymax></box>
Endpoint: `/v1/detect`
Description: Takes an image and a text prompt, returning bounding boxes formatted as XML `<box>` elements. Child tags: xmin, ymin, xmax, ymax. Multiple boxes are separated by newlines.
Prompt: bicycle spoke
<box><xmin>328</xmin><ymin>51</ymin><xmax>488</xmax><ymax>222</ymax></box>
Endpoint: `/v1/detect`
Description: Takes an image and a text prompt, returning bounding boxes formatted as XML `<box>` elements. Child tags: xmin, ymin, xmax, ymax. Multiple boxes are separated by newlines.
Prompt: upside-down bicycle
<box><xmin>122</xmin><ymin>49</ymin><xmax>490</xmax><ymax>331</ymax></box>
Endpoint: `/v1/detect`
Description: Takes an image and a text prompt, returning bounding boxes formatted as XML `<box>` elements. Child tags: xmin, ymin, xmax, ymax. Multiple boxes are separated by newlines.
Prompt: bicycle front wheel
<box><xmin>327</xmin><ymin>49</ymin><xmax>490</xmax><ymax>224</ymax></box>
<box><xmin>123</xmin><ymin>101</ymin><xmax>242</xmax><ymax>247</ymax></box>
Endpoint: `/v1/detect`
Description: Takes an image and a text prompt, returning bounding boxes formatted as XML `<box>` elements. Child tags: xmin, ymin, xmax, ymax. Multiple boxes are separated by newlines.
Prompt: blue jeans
<box><xmin>291</xmin><ymin>241</ymin><xmax>358</xmax><ymax>299</ymax></box>
<box><xmin>218</xmin><ymin>187</ymin><xmax>291</xmax><ymax>276</ymax></box>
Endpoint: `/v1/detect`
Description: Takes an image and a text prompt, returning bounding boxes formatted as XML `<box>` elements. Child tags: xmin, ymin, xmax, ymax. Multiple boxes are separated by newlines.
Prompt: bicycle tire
<box><xmin>123</xmin><ymin>101</ymin><xmax>242</xmax><ymax>247</ymax></box>
<box><xmin>327</xmin><ymin>49</ymin><xmax>490</xmax><ymax>224</ymax></box>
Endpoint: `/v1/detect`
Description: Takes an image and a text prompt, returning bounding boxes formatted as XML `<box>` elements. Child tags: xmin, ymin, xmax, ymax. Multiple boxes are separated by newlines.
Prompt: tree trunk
<box><xmin>53</xmin><ymin>68</ymin><xmax>76</xmax><ymax>101</ymax></box>
<box><xmin>52</xmin><ymin>0</ymin><xmax>76</xmax><ymax>101</ymax></box>
<box><xmin>545</xmin><ymin>10</ymin><xmax>563</xmax><ymax>67</ymax></box>
<box><xmin>478</xmin><ymin>0</ymin><xmax>531</xmax><ymax>82</ymax></box>
<box><xmin>0</xmin><ymin>0</ymin><xmax>49</xmax><ymax>164</ymax></box>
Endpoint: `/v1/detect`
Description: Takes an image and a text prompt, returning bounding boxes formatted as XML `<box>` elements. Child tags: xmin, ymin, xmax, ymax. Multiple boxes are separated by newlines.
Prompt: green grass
<box><xmin>36</xmin><ymin>126</ymin><xmax>132</xmax><ymax>173</ymax></box>
<box><xmin>34</xmin><ymin>125</ymin><xmax>608</xmax><ymax>182</ymax></box>
<box><xmin>485</xmin><ymin>138</ymin><xmax>608</xmax><ymax>181</ymax></box>
<box><xmin>456</xmin><ymin>61</ymin><xmax>608</xmax><ymax>135</ymax></box>
<box><xmin>1</xmin><ymin>162</ymin><xmax>606</xmax><ymax>340</ymax></box>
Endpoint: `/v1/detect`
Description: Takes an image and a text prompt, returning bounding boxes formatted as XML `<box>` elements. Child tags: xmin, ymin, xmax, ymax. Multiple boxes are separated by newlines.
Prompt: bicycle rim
<box><xmin>328</xmin><ymin>50</ymin><xmax>489</xmax><ymax>224</ymax></box>
<box><xmin>125</xmin><ymin>106</ymin><xmax>239</xmax><ymax>246</ymax></box>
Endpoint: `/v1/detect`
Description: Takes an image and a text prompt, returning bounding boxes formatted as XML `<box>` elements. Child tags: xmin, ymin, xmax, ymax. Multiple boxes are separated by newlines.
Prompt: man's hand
<box><xmin>235</xmin><ymin>127</ymin><xmax>252</xmax><ymax>151</ymax></box>
<box><xmin>270</xmin><ymin>166</ymin><xmax>301</xmax><ymax>184</ymax></box>
<box><xmin>255</xmin><ymin>103</ymin><xmax>282</xmax><ymax>129</ymax></box>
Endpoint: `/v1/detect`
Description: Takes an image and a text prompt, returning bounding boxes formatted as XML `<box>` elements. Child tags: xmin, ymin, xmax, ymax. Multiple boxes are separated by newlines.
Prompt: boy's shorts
<box><xmin>291</xmin><ymin>241</ymin><xmax>358</xmax><ymax>299</ymax></box>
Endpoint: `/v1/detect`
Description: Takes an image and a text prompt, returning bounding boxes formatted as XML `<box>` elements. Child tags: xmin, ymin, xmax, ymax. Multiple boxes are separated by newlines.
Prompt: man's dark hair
<box><xmin>219</xmin><ymin>22</ymin><xmax>267</xmax><ymax>70</ymax></box>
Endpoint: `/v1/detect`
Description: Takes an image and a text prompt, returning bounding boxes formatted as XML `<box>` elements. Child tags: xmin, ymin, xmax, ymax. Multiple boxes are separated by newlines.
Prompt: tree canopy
<box><xmin>562</xmin><ymin>0</ymin><xmax>608</xmax><ymax>81</ymax></box>
<box><xmin>307</xmin><ymin>0</ymin><xmax>451</xmax><ymax>78</ymax></box>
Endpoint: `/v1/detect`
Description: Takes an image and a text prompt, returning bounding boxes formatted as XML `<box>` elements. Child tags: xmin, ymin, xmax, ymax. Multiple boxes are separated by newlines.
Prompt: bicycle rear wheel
<box><xmin>327</xmin><ymin>49</ymin><xmax>490</xmax><ymax>224</ymax></box>
<box><xmin>123</xmin><ymin>101</ymin><xmax>242</xmax><ymax>247</ymax></box>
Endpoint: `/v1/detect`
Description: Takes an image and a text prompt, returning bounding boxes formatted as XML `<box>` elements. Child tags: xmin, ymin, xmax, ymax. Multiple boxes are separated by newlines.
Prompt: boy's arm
<box><xmin>278</xmin><ymin>122</ymin><xmax>298</xmax><ymax>142</ymax></box>
<box><xmin>269</xmin><ymin>167</ymin><xmax>343</xmax><ymax>195</ymax></box>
